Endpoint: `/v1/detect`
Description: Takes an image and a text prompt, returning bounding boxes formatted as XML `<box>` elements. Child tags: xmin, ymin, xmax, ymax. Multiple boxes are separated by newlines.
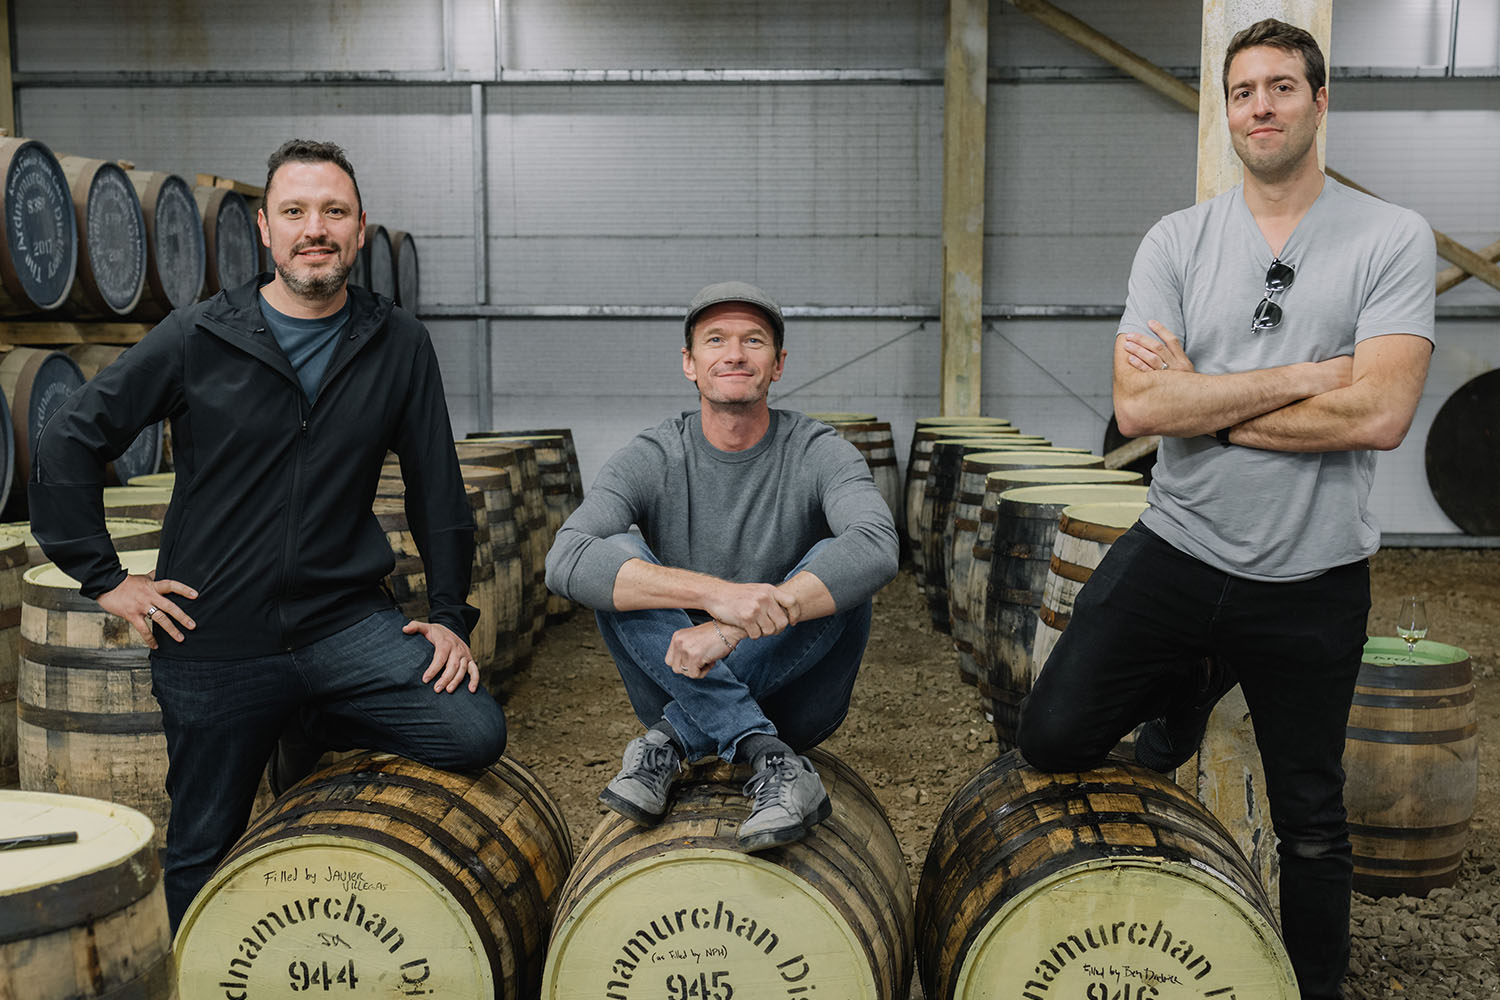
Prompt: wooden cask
<box><xmin>805</xmin><ymin>411</ymin><xmax>878</xmax><ymax>424</ymax></box>
<box><xmin>455</xmin><ymin>439</ymin><xmax>547</xmax><ymax>654</ymax></box>
<box><xmin>174</xmin><ymin>751</ymin><xmax>574</xmax><ymax>1000</ymax></box>
<box><xmin>919</xmin><ymin>436</ymin><xmax>1053</xmax><ymax>626</ymax></box>
<box><xmin>0</xmin><ymin>138</ymin><xmax>77</xmax><ymax>314</ymax></box>
<box><xmin>102</xmin><ymin>484</ymin><xmax>172</xmax><ymax>521</ymax></box>
<box><xmin>388</xmin><ymin>228</ymin><xmax>420</xmax><ymax>310</ymax></box>
<box><xmin>946</xmin><ymin>451</ymin><xmax>1104</xmax><ymax>685</ymax></box>
<box><xmin>17</xmin><ymin>550</ymin><xmax>168</xmax><ymax>849</ymax></box>
<box><xmin>470</xmin><ymin>433</ymin><xmax>579</xmax><ymax>625</ymax></box>
<box><xmin>59</xmin><ymin>155</ymin><xmax>147</xmax><ymax>317</ymax></box>
<box><xmin>126</xmin><ymin>471</ymin><xmax>176</xmax><ymax>489</ymax></box>
<box><xmin>10</xmin><ymin>515</ymin><xmax>161</xmax><ymax>568</ymax></box>
<box><xmin>126</xmin><ymin>170</ymin><xmax>205</xmax><ymax>320</ymax></box>
<box><xmin>0</xmin><ymin>790</ymin><xmax>174</xmax><ymax>999</ymax></box>
<box><xmin>64</xmin><ymin>343</ymin><xmax>165</xmax><ymax>484</ymax></box>
<box><xmin>543</xmin><ymin>749</ymin><xmax>913</xmax><ymax>1000</ymax></box>
<box><xmin>1030</xmin><ymin>500</ymin><xmax>1150</xmax><ymax>683</ymax></box>
<box><xmin>838</xmin><ymin>420</ymin><xmax>904</xmax><ymax>545</ymax></box>
<box><xmin>0</xmin><ymin>527</ymin><xmax>28</xmax><ymax>787</ymax></box>
<box><xmin>365</xmin><ymin>222</ymin><xmax>396</xmax><ymax>301</ymax></box>
<box><xmin>980</xmin><ymin>483</ymin><xmax>1149</xmax><ymax>746</ymax></box>
<box><xmin>0</xmin><ymin>347</ymin><xmax>85</xmax><ymax>516</ymax></box>
<box><xmin>1344</xmin><ymin>637</ymin><xmax>1477</xmax><ymax>897</ymax></box>
<box><xmin>469</xmin><ymin>426</ymin><xmax>584</xmax><ymax>503</ymax></box>
<box><xmin>917</xmin><ymin>751</ymin><xmax>1296</xmax><ymax>1000</ymax></box>
<box><xmin>193</xmin><ymin>186</ymin><xmax>259</xmax><ymax>296</ymax></box>
<box><xmin>904</xmin><ymin>422</ymin><xmax>1016</xmax><ymax>562</ymax></box>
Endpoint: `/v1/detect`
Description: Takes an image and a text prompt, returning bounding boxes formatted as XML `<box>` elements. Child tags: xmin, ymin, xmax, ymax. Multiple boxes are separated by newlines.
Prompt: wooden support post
<box><xmin>0</xmin><ymin>0</ymin><xmax>14</xmax><ymax>138</ymax></box>
<box><xmin>1005</xmin><ymin>0</ymin><xmax>1500</xmax><ymax>294</ymax></box>
<box><xmin>939</xmin><ymin>0</ymin><xmax>987</xmax><ymax>417</ymax></box>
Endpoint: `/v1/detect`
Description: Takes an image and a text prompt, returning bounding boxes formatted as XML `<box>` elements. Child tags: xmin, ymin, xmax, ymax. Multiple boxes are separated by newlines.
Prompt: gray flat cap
<box><xmin>684</xmin><ymin>281</ymin><xmax>784</xmax><ymax>338</ymax></box>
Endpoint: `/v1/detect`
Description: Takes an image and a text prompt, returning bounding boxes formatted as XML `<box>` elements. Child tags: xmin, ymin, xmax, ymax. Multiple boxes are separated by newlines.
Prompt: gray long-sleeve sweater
<box><xmin>545</xmin><ymin>409</ymin><xmax>899</xmax><ymax>612</ymax></box>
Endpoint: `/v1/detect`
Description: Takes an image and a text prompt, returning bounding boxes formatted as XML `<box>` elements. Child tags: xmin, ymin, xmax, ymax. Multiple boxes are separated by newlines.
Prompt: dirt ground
<box><xmin>504</xmin><ymin>547</ymin><xmax>1499</xmax><ymax>999</ymax></box>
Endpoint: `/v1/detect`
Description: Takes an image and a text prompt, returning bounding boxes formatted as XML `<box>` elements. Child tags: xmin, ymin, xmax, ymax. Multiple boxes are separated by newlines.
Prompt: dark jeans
<box><xmin>1017</xmin><ymin>524</ymin><xmax>1369</xmax><ymax>1000</ymax></box>
<box><xmin>595</xmin><ymin>534</ymin><xmax>872</xmax><ymax>762</ymax></box>
<box><xmin>150</xmin><ymin>608</ymin><xmax>507</xmax><ymax>931</ymax></box>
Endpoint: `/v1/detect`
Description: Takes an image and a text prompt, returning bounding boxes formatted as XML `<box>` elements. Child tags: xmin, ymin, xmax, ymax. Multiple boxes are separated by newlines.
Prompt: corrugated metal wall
<box><xmin>14</xmin><ymin>0</ymin><xmax>1499</xmax><ymax>534</ymax></box>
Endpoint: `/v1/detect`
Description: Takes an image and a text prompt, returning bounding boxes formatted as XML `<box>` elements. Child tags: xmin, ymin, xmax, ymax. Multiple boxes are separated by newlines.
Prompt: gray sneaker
<box><xmin>737</xmin><ymin>752</ymin><xmax>832</xmax><ymax>852</ymax></box>
<box><xmin>599</xmin><ymin>730</ymin><xmax>683</xmax><ymax>826</ymax></box>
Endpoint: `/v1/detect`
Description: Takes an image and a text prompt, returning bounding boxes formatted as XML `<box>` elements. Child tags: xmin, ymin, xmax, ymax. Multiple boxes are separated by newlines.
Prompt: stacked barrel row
<box><xmin>804</xmin><ymin>412</ymin><xmax>904</xmax><ymax>544</ymax></box>
<box><xmin>902</xmin><ymin>415</ymin><xmax>1148</xmax><ymax>747</ymax></box>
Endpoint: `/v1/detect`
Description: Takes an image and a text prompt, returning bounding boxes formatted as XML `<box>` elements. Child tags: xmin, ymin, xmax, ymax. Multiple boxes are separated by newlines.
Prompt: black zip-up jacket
<box><xmin>29</xmin><ymin>275</ymin><xmax>478</xmax><ymax>660</ymax></box>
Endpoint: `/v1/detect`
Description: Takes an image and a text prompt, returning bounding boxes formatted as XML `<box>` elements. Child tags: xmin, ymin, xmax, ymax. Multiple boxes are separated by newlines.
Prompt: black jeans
<box><xmin>1017</xmin><ymin>523</ymin><xmax>1369</xmax><ymax>1000</ymax></box>
<box><xmin>151</xmin><ymin>608</ymin><xmax>508</xmax><ymax>931</ymax></box>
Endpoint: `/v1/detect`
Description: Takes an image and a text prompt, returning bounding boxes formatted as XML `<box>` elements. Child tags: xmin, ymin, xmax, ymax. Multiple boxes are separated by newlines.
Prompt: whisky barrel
<box><xmin>0</xmin><ymin>347</ymin><xmax>85</xmax><ymax>517</ymax></box>
<box><xmin>916</xmin><ymin>751</ymin><xmax>1296</xmax><ymax>1000</ymax></box>
<box><xmin>965</xmin><ymin>468</ymin><xmax>1140</xmax><ymax>686</ymax></box>
<box><xmin>174</xmin><ymin>751</ymin><xmax>574</xmax><ymax>1000</ymax></box>
<box><xmin>469</xmin><ymin>433</ymin><xmax>578</xmax><ymax>626</ymax></box>
<box><xmin>0</xmin><ymin>138</ymin><xmax>78</xmax><ymax>314</ymax></box>
<box><xmin>814</xmin><ymin>419</ymin><xmax>903</xmax><ymax>547</ymax></box>
<box><xmin>904</xmin><ymin>422</ymin><xmax>1016</xmax><ymax>559</ymax></box>
<box><xmin>912</xmin><ymin>434</ymin><xmax>1047</xmax><ymax>609</ymax></box>
<box><xmin>9</xmin><ymin>516</ymin><xmax>161</xmax><ymax>568</ymax></box>
<box><xmin>456</xmin><ymin>439</ymin><xmax>547</xmax><ymax>653</ymax></box>
<box><xmin>58</xmin><ymin>156</ymin><xmax>147</xmax><ymax>317</ymax></box>
<box><xmin>805</xmin><ymin>411</ymin><xmax>878</xmax><ymax>424</ymax></box>
<box><xmin>948</xmin><ymin>451</ymin><xmax>1106</xmax><ymax>685</ymax></box>
<box><xmin>468</xmin><ymin>426</ymin><xmax>584</xmax><ymax>502</ymax></box>
<box><xmin>543</xmin><ymin>749</ymin><xmax>913</xmax><ymax>1000</ymax></box>
<box><xmin>0</xmin><ymin>790</ymin><xmax>173</xmax><ymax>999</ymax></box>
<box><xmin>126</xmin><ymin>472</ymin><xmax>176</xmax><ymax>489</ymax></box>
<box><xmin>193</xmin><ymin>186</ymin><xmax>259</xmax><ymax>296</ymax></box>
<box><xmin>366</xmin><ymin>222</ymin><xmax>396</xmax><ymax>301</ymax></box>
<box><xmin>102</xmin><ymin>485</ymin><xmax>172</xmax><ymax>521</ymax></box>
<box><xmin>17</xmin><ymin>549</ymin><xmax>168</xmax><ymax>849</ymax></box>
<box><xmin>0</xmin><ymin>393</ymin><xmax>12</xmax><ymax>513</ymax></box>
<box><xmin>1030</xmin><ymin>500</ymin><xmax>1150</xmax><ymax>683</ymax></box>
<box><xmin>1344</xmin><ymin>637</ymin><xmax>1477</xmax><ymax>897</ymax></box>
<box><xmin>980</xmin><ymin>483</ymin><xmax>1149</xmax><ymax>746</ymax></box>
<box><xmin>458</xmin><ymin>464</ymin><xmax>522</xmax><ymax>687</ymax></box>
<box><xmin>127</xmin><ymin>170</ymin><xmax>205</xmax><ymax>320</ymax></box>
<box><xmin>64</xmin><ymin>344</ymin><xmax>164</xmax><ymax>484</ymax></box>
<box><xmin>0</xmin><ymin>527</ymin><xmax>28</xmax><ymax>787</ymax></box>
<box><xmin>388</xmin><ymin>228</ymin><xmax>420</xmax><ymax>310</ymax></box>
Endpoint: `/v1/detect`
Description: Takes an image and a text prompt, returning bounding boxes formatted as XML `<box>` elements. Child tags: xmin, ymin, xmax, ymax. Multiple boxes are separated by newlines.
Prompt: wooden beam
<box><xmin>939</xmin><ymin>0</ymin><xmax>988</xmax><ymax>417</ymax></box>
<box><xmin>1102</xmin><ymin>434</ymin><xmax>1159</xmax><ymax>470</ymax></box>
<box><xmin>0</xmin><ymin>0</ymin><xmax>14</xmax><ymax>138</ymax></box>
<box><xmin>1437</xmin><ymin>238</ymin><xmax>1500</xmax><ymax>295</ymax></box>
<box><xmin>0</xmin><ymin>321</ymin><xmax>150</xmax><ymax>345</ymax></box>
<box><xmin>1005</xmin><ymin>0</ymin><xmax>1500</xmax><ymax>294</ymax></box>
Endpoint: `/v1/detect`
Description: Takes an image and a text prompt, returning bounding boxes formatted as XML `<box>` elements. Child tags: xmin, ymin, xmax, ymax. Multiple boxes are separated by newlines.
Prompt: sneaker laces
<box><xmin>625</xmin><ymin>741</ymin><xmax>680</xmax><ymax>790</ymax></box>
<box><xmin>743</xmin><ymin>753</ymin><xmax>799</xmax><ymax>810</ymax></box>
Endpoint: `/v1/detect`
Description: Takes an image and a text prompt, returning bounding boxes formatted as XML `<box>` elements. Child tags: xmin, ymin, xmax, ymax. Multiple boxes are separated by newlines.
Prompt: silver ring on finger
<box><xmin>145</xmin><ymin>605</ymin><xmax>159</xmax><ymax>618</ymax></box>
<box><xmin>1161</xmin><ymin>359</ymin><xmax>1169</xmax><ymax>370</ymax></box>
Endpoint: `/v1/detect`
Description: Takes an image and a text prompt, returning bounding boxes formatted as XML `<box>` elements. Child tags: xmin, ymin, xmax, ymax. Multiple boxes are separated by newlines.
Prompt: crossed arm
<box><xmin>611</xmin><ymin>559</ymin><xmax>836</xmax><ymax>679</ymax></box>
<box><xmin>1115</xmin><ymin>320</ymin><xmax>1432</xmax><ymax>452</ymax></box>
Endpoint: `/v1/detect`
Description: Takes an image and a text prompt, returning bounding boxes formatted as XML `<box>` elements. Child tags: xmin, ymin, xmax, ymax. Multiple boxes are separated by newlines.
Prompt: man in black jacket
<box><xmin>29</xmin><ymin>139</ymin><xmax>506</xmax><ymax>929</ymax></box>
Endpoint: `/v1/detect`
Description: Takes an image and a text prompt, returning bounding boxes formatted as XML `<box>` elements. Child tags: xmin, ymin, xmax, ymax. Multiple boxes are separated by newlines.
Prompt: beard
<box><xmin>275</xmin><ymin>240</ymin><xmax>352</xmax><ymax>299</ymax></box>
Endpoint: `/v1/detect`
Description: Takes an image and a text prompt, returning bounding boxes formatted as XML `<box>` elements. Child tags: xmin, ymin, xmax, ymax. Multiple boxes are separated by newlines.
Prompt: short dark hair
<box><xmin>264</xmin><ymin>139</ymin><xmax>363</xmax><ymax>213</ymax></box>
<box><xmin>1222</xmin><ymin>18</ymin><xmax>1326</xmax><ymax>97</ymax></box>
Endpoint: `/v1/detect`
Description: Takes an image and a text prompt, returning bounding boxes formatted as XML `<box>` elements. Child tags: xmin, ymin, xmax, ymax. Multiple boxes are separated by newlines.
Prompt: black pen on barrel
<box><xmin>0</xmin><ymin>831</ymin><xmax>79</xmax><ymax>851</ymax></box>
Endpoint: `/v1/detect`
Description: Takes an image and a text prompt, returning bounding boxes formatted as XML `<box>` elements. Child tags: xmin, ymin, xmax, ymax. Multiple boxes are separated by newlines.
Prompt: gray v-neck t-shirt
<box><xmin>1119</xmin><ymin>179</ymin><xmax>1435</xmax><ymax>581</ymax></box>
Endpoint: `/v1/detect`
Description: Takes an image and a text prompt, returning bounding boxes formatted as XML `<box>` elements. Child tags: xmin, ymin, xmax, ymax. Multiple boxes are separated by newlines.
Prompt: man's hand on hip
<box><xmin>405</xmin><ymin>620</ymin><xmax>480</xmax><ymax>694</ymax></box>
<box><xmin>97</xmin><ymin>571</ymin><xmax>198</xmax><ymax>651</ymax></box>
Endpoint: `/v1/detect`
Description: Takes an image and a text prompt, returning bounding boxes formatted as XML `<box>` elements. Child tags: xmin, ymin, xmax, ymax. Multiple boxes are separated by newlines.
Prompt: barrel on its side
<box><xmin>0</xmin><ymin>528</ymin><xmax>29</xmax><ymax>787</ymax></box>
<box><xmin>1030</xmin><ymin>500</ymin><xmax>1149</xmax><ymax>681</ymax></box>
<box><xmin>0</xmin><ymin>138</ymin><xmax>78</xmax><ymax>314</ymax></box>
<box><xmin>127</xmin><ymin>170</ymin><xmax>205</xmax><ymax>320</ymax></box>
<box><xmin>0</xmin><ymin>347</ymin><xmax>85</xmax><ymax>519</ymax></box>
<box><xmin>0</xmin><ymin>790</ymin><xmax>174</xmax><ymax>999</ymax></box>
<box><xmin>17</xmin><ymin>550</ymin><xmax>168</xmax><ymax>848</ymax></box>
<box><xmin>59</xmin><ymin>155</ymin><xmax>147</xmax><ymax>317</ymax></box>
<box><xmin>365</xmin><ymin>222</ymin><xmax>396</xmax><ymax>301</ymax></box>
<box><xmin>194</xmin><ymin>186</ymin><xmax>259</xmax><ymax>296</ymax></box>
<box><xmin>174</xmin><ymin>751</ymin><xmax>574</xmax><ymax>1000</ymax></box>
<box><xmin>389</xmin><ymin>228</ymin><xmax>420</xmax><ymax>310</ymax></box>
<box><xmin>64</xmin><ymin>344</ymin><xmax>164</xmax><ymax>484</ymax></box>
<box><xmin>544</xmin><ymin>749</ymin><xmax>912</xmax><ymax>1000</ymax></box>
<box><xmin>917</xmin><ymin>751</ymin><xmax>1296</xmax><ymax>1000</ymax></box>
<box><xmin>1344</xmin><ymin>637</ymin><xmax>1477</xmax><ymax>897</ymax></box>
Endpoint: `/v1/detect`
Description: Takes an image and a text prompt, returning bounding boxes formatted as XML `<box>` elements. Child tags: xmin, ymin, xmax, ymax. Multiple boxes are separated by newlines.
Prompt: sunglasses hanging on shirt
<box><xmin>1251</xmin><ymin>259</ymin><xmax>1295</xmax><ymax>332</ymax></box>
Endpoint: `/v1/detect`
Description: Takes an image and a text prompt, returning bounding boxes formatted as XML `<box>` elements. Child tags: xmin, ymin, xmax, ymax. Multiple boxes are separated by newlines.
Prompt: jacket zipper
<box><xmin>277</xmin><ymin>390</ymin><xmax>309</xmax><ymax>650</ymax></box>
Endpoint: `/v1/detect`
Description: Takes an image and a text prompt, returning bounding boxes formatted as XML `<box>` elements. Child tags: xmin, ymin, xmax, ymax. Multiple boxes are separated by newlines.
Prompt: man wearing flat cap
<box><xmin>545</xmin><ymin>281</ymin><xmax>898</xmax><ymax>849</ymax></box>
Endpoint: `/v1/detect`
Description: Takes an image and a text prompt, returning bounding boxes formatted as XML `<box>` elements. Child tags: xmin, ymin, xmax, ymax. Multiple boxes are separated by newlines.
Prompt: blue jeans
<box><xmin>1016</xmin><ymin>523</ymin><xmax>1369</xmax><ymax>1000</ymax></box>
<box><xmin>150</xmin><ymin>608</ymin><xmax>507</xmax><ymax>930</ymax></box>
<box><xmin>595</xmin><ymin>534</ymin><xmax>872</xmax><ymax>762</ymax></box>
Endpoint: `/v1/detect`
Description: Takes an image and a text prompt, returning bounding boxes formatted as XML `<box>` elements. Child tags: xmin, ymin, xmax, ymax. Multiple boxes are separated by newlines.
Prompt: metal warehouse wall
<box><xmin>12</xmin><ymin>0</ymin><xmax>1499</xmax><ymax>535</ymax></box>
